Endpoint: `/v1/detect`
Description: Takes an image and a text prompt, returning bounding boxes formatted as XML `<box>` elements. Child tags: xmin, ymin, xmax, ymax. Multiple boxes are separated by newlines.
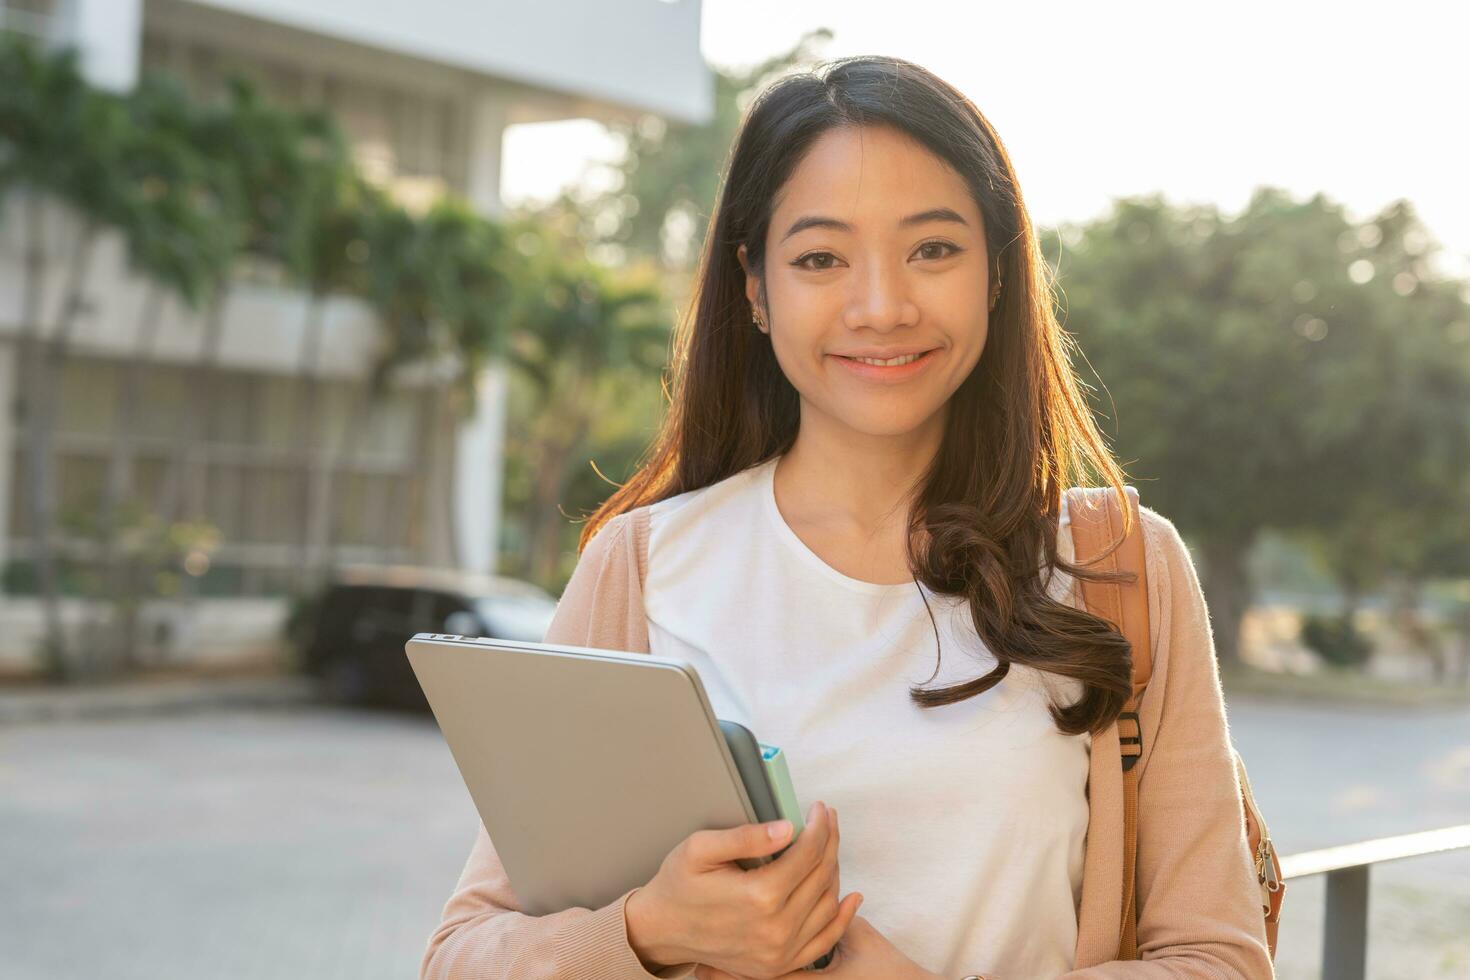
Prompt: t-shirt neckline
<box><xmin>758</xmin><ymin>456</ymin><xmax>924</xmax><ymax>597</ymax></box>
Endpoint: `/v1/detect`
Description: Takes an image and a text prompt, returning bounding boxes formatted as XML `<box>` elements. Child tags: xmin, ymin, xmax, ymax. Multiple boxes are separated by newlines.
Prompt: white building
<box><xmin>0</xmin><ymin>0</ymin><xmax>711</xmax><ymax>671</ymax></box>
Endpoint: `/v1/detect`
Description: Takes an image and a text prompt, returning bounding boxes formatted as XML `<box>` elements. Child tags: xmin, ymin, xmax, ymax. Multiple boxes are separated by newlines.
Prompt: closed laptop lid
<box><xmin>406</xmin><ymin>633</ymin><xmax>759</xmax><ymax>915</ymax></box>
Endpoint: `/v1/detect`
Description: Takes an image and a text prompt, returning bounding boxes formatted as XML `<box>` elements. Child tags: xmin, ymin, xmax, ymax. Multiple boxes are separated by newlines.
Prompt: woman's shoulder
<box><xmin>562</xmin><ymin>510</ymin><xmax>642</xmax><ymax>596</ymax></box>
<box><xmin>1059</xmin><ymin>489</ymin><xmax>1197</xmax><ymax>630</ymax></box>
<box><xmin>1059</xmin><ymin>488</ymin><xmax>1180</xmax><ymax>554</ymax></box>
<box><xmin>574</xmin><ymin>461</ymin><xmax>771</xmax><ymax>589</ymax></box>
<box><xmin>647</xmin><ymin>459</ymin><xmax>773</xmax><ymax>540</ymax></box>
<box><xmin>546</xmin><ymin>511</ymin><xmax>647</xmax><ymax>650</ymax></box>
<box><xmin>1132</xmin><ymin>503</ymin><xmax>1194</xmax><ymax>583</ymax></box>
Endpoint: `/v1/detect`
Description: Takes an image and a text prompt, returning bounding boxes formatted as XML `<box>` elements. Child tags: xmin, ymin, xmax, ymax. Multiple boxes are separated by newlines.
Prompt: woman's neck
<box><xmin>776</xmin><ymin>414</ymin><xmax>942</xmax><ymax>535</ymax></box>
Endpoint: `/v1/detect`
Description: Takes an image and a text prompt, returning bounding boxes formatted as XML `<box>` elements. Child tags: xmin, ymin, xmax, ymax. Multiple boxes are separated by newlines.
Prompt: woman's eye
<box><xmin>916</xmin><ymin>241</ymin><xmax>961</xmax><ymax>261</ymax></box>
<box><xmin>792</xmin><ymin>243</ymin><xmax>960</xmax><ymax>270</ymax></box>
<box><xmin>794</xmin><ymin>251</ymin><xmax>839</xmax><ymax>271</ymax></box>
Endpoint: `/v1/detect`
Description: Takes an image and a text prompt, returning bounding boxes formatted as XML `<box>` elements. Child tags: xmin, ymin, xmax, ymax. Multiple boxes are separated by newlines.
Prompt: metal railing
<box><xmin>1278</xmin><ymin>823</ymin><xmax>1470</xmax><ymax>979</ymax></box>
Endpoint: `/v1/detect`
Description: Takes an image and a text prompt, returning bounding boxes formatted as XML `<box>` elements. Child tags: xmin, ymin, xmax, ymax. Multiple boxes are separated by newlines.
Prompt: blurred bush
<box><xmin>1300</xmin><ymin>612</ymin><xmax>1375</xmax><ymax>670</ymax></box>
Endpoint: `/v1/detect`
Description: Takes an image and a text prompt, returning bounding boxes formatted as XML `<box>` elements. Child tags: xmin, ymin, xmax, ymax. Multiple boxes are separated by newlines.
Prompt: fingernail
<box><xmin>768</xmin><ymin>820</ymin><xmax>792</xmax><ymax>839</ymax></box>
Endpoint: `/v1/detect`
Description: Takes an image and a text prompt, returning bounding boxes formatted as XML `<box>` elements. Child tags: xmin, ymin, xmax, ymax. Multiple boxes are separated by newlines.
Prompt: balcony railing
<box><xmin>1278</xmin><ymin>823</ymin><xmax>1470</xmax><ymax>979</ymax></box>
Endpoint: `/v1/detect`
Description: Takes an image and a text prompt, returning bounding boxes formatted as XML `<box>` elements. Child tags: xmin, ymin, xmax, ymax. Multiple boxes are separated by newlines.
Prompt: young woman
<box><xmin>421</xmin><ymin>56</ymin><xmax>1273</xmax><ymax>980</ymax></box>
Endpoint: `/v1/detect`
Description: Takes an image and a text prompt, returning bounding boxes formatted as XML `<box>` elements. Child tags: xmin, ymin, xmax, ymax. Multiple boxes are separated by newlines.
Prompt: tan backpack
<box><xmin>1064</xmin><ymin>485</ymin><xmax>1285</xmax><ymax>961</ymax></box>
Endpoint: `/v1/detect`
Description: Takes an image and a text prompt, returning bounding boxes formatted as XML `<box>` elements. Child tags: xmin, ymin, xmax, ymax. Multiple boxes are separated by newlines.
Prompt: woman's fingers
<box><xmin>786</xmin><ymin>809</ymin><xmax>851</xmax><ymax>972</ymax></box>
<box><xmin>749</xmin><ymin>802</ymin><xmax>831</xmax><ymax>899</ymax></box>
<box><xmin>707</xmin><ymin>804</ymin><xmax>848</xmax><ymax>978</ymax></box>
<box><xmin>782</xmin><ymin>801</ymin><xmax>840</xmax><ymax>917</ymax></box>
<box><xmin>788</xmin><ymin>876</ymin><xmax>841</xmax><ymax>957</ymax></box>
<box><xmin>791</xmin><ymin>891</ymin><xmax>864</xmax><ymax>970</ymax></box>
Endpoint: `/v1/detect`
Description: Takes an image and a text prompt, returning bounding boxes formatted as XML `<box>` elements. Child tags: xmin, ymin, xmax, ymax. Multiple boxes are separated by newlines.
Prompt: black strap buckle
<box><xmin>1118</xmin><ymin>710</ymin><xmax>1143</xmax><ymax>772</ymax></box>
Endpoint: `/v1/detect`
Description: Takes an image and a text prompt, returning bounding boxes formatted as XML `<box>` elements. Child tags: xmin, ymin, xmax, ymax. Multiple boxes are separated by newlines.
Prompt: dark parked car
<box><xmin>289</xmin><ymin>564</ymin><xmax>558</xmax><ymax>709</ymax></box>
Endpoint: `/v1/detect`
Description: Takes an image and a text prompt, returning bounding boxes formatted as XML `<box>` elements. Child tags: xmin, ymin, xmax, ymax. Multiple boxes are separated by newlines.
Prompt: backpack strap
<box><xmin>1063</xmin><ymin>485</ymin><xmax>1151</xmax><ymax>960</ymax></box>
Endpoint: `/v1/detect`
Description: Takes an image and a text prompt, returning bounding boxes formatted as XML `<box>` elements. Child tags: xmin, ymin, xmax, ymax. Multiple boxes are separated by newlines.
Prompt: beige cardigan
<box><xmin>421</xmin><ymin>502</ymin><xmax>1274</xmax><ymax>979</ymax></box>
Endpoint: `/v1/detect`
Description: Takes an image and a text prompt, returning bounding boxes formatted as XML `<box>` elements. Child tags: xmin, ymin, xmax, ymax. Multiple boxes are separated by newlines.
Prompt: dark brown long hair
<box><xmin>580</xmin><ymin>55</ymin><xmax>1137</xmax><ymax>737</ymax></box>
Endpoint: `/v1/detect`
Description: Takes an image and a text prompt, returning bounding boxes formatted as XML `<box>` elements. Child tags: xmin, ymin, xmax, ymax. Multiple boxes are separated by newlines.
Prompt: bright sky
<box><xmin>502</xmin><ymin>0</ymin><xmax>1469</xmax><ymax>278</ymax></box>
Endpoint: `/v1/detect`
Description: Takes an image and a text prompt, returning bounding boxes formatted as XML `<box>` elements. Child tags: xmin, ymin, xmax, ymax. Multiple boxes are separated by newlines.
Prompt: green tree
<box><xmin>566</xmin><ymin>29</ymin><xmax>832</xmax><ymax>276</ymax></box>
<box><xmin>499</xmin><ymin>218</ymin><xmax>671</xmax><ymax>587</ymax></box>
<box><xmin>1045</xmin><ymin>189</ymin><xmax>1470</xmax><ymax>668</ymax></box>
<box><xmin>0</xmin><ymin>36</ymin><xmax>135</xmax><ymax>677</ymax></box>
<box><xmin>284</xmin><ymin>162</ymin><xmax>374</xmax><ymax>583</ymax></box>
<box><xmin>1287</xmin><ymin>200</ymin><xmax>1470</xmax><ymax>677</ymax></box>
<box><xmin>2</xmin><ymin>38</ymin><xmax>538</xmax><ymax>678</ymax></box>
<box><xmin>97</xmin><ymin>71</ymin><xmax>242</xmax><ymax>672</ymax></box>
<box><xmin>161</xmin><ymin>77</ymin><xmax>339</xmax><ymax>530</ymax></box>
<box><xmin>318</xmin><ymin>193</ymin><xmax>514</xmax><ymax>571</ymax></box>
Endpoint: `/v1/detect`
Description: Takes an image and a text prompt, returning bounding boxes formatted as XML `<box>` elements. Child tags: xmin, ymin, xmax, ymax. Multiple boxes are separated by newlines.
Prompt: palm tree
<box><xmin>95</xmin><ymin>71</ymin><xmax>240</xmax><ymax>672</ymax></box>
<box><xmin>317</xmin><ymin>192</ymin><xmax>432</xmax><ymax>569</ymax></box>
<box><xmin>286</xmin><ymin>171</ymin><xmax>374</xmax><ymax>583</ymax></box>
<box><xmin>159</xmin><ymin>78</ymin><xmax>329</xmax><ymax>529</ymax></box>
<box><xmin>317</xmin><ymin>196</ymin><xmax>516</xmax><ymax>574</ymax></box>
<box><xmin>0</xmin><ymin>37</ymin><xmax>134</xmax><ymax>677</ymax></box>
<box><xmin>501</xmin><ymin>221</ymin><xmax>670</xmax><ymax>585</ymax></box>
<box><xmin>412</xmin><ymin>199</ymin><xmax>514</xmax><ymax>571</ymax></box>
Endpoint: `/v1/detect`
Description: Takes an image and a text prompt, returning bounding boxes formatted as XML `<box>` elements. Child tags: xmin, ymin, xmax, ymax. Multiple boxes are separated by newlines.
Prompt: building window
<box><xmin>5</xmin><ymin>355</ymin><xmax>431</xmax><ymax>596</ymax></box>
<box><xmin>140</xmin><ymin>33</ymin><xmax>464</xmax><ymax>195</ymax></box>
<box><xmin>0</xmin><ymin>0</ymin><xmax>56</xmax><ymax>42</ymax></box>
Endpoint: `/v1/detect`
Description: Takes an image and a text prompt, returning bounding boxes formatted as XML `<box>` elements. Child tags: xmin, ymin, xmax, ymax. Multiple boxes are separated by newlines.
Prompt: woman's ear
<box><xmin>735</xmin><ymin>243</ymin><xmax>770</xmax><ymax>333</ymax></box>
<box><xmin>737</xmin><ymin>244</ymin><xmax>760</xmax><ymax>311</ymax></box>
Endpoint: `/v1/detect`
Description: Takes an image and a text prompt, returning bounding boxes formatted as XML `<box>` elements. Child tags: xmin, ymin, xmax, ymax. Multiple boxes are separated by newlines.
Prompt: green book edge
<box><xmin>758</xmin><ymin>742</ymin><xmax>805</xmax><ymax>836</ymax></box>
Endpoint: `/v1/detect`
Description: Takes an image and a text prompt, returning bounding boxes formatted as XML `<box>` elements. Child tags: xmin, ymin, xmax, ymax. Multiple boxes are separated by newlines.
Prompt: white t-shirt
<box><xmin>644</xmin><ymin>455</ymin><xmax>1091</xmax><ymax>980</ymax></box>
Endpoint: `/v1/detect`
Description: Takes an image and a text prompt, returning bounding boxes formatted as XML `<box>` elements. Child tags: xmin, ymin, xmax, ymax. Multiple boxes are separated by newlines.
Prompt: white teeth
<box><xmin>850</xmin><ymin>352</ymin><xmax>925</xmax><ymax>366</ymax></box>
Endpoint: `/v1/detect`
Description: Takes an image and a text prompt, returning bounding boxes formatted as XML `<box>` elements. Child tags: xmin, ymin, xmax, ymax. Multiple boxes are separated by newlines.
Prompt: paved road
<box><xmin>1224</xmin><ymin>697</ymin><xmax>1470</xmax><ymax>979</ymax></box>
<box><xmin>1</xmin><ymin>695</ymin><xmax>1466</xmax><ymax>979</ymax></box>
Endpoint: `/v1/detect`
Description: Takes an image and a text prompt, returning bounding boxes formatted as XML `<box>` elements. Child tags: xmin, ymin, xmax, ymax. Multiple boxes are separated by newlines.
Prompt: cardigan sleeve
<box><xmin>418</xmin><ymin>513</ymin><xmax>698</xmax><ymax>980</ymax></box>
<box><xmin>1055</xmin><ymin>508</ymin><xmax>1275</xmax><ymax>979</ymax></box>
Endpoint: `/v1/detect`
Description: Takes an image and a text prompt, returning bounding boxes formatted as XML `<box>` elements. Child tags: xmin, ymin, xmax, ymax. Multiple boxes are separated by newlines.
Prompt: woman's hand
<box><xmin>627</xmin><ymin>801</ymin><xmax>862</xmax><ymax>978</ymax></box>
<box><xmin>694</xmin><ymin>915</ymin><xmax>943</xmax><ymax>980</ymax></box>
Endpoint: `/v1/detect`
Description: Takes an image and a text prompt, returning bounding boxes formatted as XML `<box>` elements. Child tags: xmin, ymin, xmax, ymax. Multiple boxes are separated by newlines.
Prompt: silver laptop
<box><xmin>405</xmin><ymin>632</ymin><xmax>767</xmax><ymax>916</ymax></box>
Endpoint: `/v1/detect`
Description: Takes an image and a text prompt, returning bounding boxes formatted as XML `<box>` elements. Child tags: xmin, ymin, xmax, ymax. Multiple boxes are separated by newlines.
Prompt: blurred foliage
<box><xmin>113</xmin><ymin>72</ymin><xmax>241</xmax><ymax>308</ymax></box>
<box><xmin>57</xmin><ymin>496</ymin><xmax>222</xmax><ymax>677</ymax></box>
<box><xmin>1299</xmin><ymin>612</ymin><xmax>1375</xmax><ymax>670</ymax></box>
<box><xmin>0</xmin><ymin>35</ymin><xmax>670</xmax><ymax>674</ymax></box>
<box><xmin>1041</xmin><ymin>191</ymin><xmax>1470</xmax><ymax>666</ymax></box>
<box><xmin>496</xmin><ymin>213</ymin><xmax>673</xmax><ymax>585</ymax></box>
<box><xmin>532</xmin><ymin>29</ymin><xmax>833</xmax><ymax>278</ymax></box>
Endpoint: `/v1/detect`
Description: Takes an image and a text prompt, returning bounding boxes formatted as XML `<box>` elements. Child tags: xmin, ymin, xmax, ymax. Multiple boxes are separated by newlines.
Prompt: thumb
<box><xmin>694</xmin><ymin>819</ymin><xmax>793</xmax><ymax>866</ymax></box>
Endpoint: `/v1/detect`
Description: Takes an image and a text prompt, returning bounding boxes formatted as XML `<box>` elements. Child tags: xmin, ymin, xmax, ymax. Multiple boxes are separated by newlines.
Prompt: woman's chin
<box><xmin>833</xmin><ymin>406</ymin><xmax>942</xmax><ymax>439</ymax></box>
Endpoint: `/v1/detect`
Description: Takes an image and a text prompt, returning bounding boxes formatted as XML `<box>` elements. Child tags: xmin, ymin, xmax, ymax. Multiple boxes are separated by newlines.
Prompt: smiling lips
<box><xmin>831</xmin><ymin>347</ymin><xmax>940</xmax><ymax>381</ymax></box>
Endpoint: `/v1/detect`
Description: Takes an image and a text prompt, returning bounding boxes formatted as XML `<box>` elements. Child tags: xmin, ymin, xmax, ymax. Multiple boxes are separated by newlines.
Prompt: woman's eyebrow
<box><xmin>780</xmin><ymin>207</ymin><xmax>969</xmax><ymax>242</ymax></box>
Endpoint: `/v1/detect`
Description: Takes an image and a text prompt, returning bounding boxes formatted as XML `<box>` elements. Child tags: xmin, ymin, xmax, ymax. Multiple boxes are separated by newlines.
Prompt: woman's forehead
<box><xmin>772</xmin><ymin>125</ymin><xmax>977</xmax><ymax>231</ymax></box>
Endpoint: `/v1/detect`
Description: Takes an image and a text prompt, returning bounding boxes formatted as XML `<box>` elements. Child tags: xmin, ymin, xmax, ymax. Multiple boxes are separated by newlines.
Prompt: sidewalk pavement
<box><xmin>0</xmin><ymin>673</ymin><xmax>316</xmax><ymax>725</ymax></box>
<box><xmin>4</xmin><ymin>666</ymin><xmax>1465</xmax><ymax>725</ymax></box>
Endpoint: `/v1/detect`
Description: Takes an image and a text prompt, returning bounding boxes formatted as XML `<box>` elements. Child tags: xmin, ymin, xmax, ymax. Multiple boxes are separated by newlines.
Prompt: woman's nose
<box><xmin>843</xmin><ymin>258</ymin><xmax>916</xmax><ymax>331</ymax></box>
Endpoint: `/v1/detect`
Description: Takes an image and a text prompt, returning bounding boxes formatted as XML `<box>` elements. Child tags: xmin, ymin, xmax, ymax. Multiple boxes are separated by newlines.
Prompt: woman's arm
<box><xmin>419</xmin><ymin>513</ymin><xmax>698</xmax><ymax>979</ymax></box>
<box><xmin>419</xmin><ymin>822</ymin><xmax>695</xmax><ymax>979</ymax></box>
<box><xmin>1055</xmin><ymin>508</ymin><xmax>1275</xmax><ymax>979</ymax></box>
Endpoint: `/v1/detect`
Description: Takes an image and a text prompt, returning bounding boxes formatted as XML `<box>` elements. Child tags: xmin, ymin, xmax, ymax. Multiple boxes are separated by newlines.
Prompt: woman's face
<box><xmin>739</xmin><ymin>123</ymin><xmax>992</xmax><ymax>442</ymax></box>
